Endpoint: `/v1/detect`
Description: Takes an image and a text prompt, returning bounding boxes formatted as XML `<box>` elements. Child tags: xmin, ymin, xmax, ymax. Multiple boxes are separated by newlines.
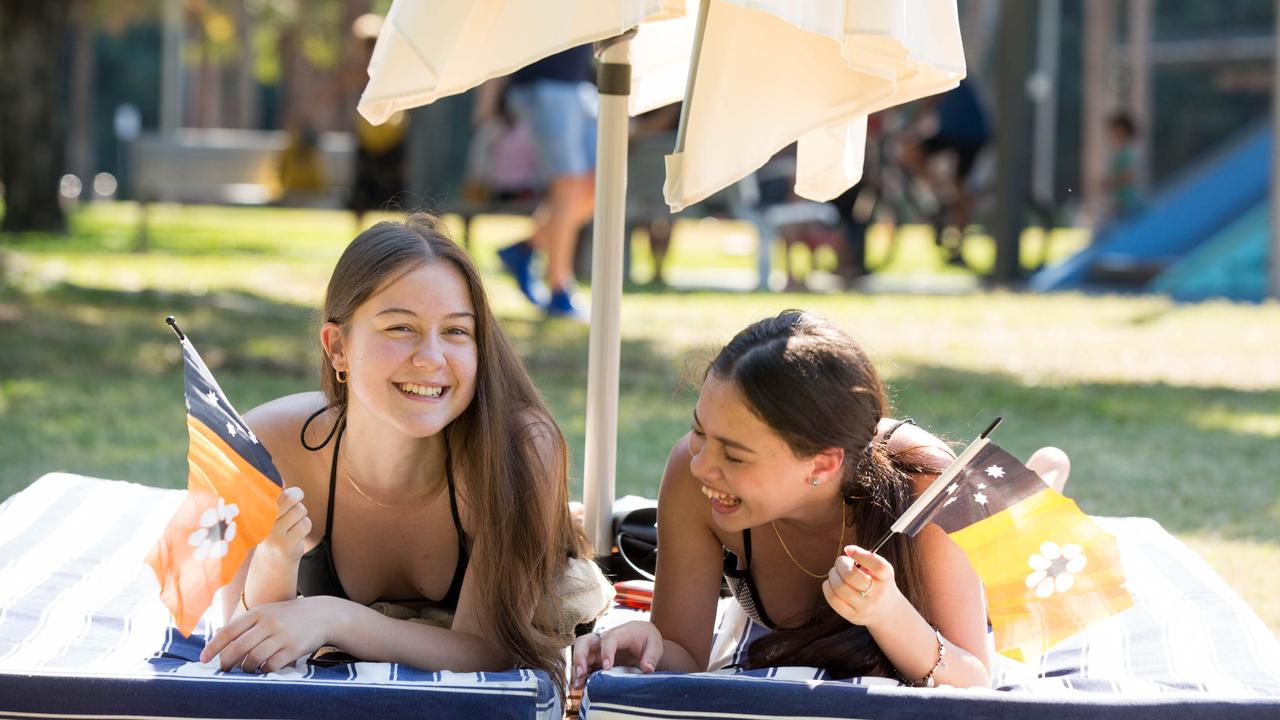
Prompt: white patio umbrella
<box><xmin>357</xmin><ymin>0</ymin><xmax>965</xmax><ymax>556</ymax></box>
<box><xmin>666</xmin><ymin>0</ymin><xmax>967</xmax><ymax>211</ymax></box>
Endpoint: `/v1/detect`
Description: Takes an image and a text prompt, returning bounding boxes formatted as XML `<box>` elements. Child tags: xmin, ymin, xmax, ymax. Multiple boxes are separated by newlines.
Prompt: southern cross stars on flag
<box><xmin>887</xmin><ymin>428</ymin><xmax>1133</xmax><ymax>662</ymax></box>
<box><xmin>145</xmin><ymin>321</ymin><xmax>283</xmax><ymax>636</ymax></box>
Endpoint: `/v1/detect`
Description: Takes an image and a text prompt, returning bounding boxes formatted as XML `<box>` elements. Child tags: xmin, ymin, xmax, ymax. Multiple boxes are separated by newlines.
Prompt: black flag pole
<box><xmin>165</xmin><ymin>316</ymin><xmax>185</xmax><ymax>341</ymax></box>
<box><xmin>869</xmin><ymin>417</ymin><xmax>1003</xmax><ymax>554</ymax></box>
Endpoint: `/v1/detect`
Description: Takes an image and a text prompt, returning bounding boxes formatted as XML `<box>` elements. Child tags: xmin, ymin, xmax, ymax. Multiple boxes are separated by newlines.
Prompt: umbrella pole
<box><xmin>582</xmin><ymin>34</ymin><xmax>633</xmax><ymax>557</ymax></box>
<box><xmin>672</xmin><ymin>0</ymin><xmax>711</xmax><ymax>155</ymax></box>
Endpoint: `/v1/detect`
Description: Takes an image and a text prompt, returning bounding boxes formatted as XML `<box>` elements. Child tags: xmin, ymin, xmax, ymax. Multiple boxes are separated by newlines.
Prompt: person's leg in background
<box><xmin>500</xmin><ymin>80</ymin><xmax>596</xmax><ymax>319</ymax></box>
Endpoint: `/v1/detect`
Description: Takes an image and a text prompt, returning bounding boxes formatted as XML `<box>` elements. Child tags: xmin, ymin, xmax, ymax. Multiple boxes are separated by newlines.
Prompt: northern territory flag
<box><xmin>897</xmin><ymin>437</ymin><xmax>1133</xmax><ymax>662</ymax></box>
<box><xmin>145</xmin><ymin>326</ymin><xmax>282</xmax><ymax>635</ymax></box>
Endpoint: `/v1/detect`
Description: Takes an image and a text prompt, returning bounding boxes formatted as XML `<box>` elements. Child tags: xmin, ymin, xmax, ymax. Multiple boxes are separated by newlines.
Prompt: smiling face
<box><xmin>688</xmin><ymin>373</ymin><xmax>829</xmax><ymax>532</ymax></box>
<box><xmin>324</xmin><ymin>260</ymin><xmax>478</xmax><ymax>439</ymax></box>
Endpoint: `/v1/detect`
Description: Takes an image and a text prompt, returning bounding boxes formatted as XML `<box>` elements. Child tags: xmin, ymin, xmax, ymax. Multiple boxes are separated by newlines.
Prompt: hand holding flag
<box><xmin>877</xmin><ymin>419</ymin><xmax>1134</xmax><ymax>662</ymax></box>
<box><xmin>145</xmin><ymin>318</ymin><xmax>283</xmax><ymax>636</ymax></box>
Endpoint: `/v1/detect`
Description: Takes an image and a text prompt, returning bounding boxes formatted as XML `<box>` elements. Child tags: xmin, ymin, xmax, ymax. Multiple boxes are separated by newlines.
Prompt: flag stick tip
<box><xmin>165</xmin><ymin>316</ymin><xmax>185</xmax><ymax>340</ymax></box>
<box><xmin>980</xmin><ymin>417</ymin><xmax>1003</xmax><ymax>439</ymax></box>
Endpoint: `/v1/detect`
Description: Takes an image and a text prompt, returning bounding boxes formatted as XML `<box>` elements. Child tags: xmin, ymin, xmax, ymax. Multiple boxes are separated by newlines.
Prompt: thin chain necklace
<box><xmin>340</xmin><ymin>453</ymin><xmax>441</xmax><ymax>510</ymax></box>
<box><xmin>771</xmin><ymin>502</ymin><xmax>848</xmax><ymax>579</ymax></box>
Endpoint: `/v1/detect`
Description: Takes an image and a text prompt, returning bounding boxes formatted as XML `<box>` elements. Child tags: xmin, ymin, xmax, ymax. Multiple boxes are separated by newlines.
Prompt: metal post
<box><xmin>1128</xmin><ymin>0</ymin><xmax>1153</xmax><ymax>196</ymax></box>
<box><xmin>1032</xmin><ymin>0</ymin><xmax>1061</xmax><ymax>208</ymax></box>
<box><xmin>582</xmin><ymin>36</ymin><xmax>633</xmax><ymax>556</ymax></box>
<box><xmin>1082</xmin><ymin>0</ymin><xmax>1116</xmax><ymax>220</ymax></box>
<box><xmin>160</xmin><ymin>0</ymin><xmax>185</xmax><ymax>134</ymax></box>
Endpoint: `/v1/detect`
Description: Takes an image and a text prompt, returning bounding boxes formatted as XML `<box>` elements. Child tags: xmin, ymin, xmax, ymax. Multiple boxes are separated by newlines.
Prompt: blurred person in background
<box><xmin>496</xmin><ymin>45</ymin><xmax>597</xmax><ymax>320</ymax></box>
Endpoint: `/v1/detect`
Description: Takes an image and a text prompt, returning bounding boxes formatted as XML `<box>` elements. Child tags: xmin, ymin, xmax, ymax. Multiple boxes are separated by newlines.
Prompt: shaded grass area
<box><xmin>1</xmin><ymin>202</ymin><xmax>1277</xmax><ymax>637</ymax></box>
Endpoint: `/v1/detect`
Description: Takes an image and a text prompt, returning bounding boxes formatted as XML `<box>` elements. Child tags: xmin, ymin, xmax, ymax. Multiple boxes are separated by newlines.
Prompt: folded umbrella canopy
<box><xmin>357</xmin><ymin>1</ymin><xmax>688</xmax><ymax>124</ymax></box>
<box><xmin>357</xmin><ymin>0</ymin><xmax>965</xmax><ymax>555</ymax></box>
<box><xmin>666</xmin><ymin>0</ymin><xmax>967</xmax><ymax>210</ymax></box>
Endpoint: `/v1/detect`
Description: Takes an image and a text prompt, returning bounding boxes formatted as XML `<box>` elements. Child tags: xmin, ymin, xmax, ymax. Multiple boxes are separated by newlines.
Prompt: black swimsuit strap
<box><xmin>443</xmin><ymin>439</ymin><xmax>464</xmax><ymax>541</ymax></box>
<box><xmin>736</xmin><ymin>528</ymin><xmax>774</xmax><ymax>629</ymax></box>
<box><xmin>300</xmin><ymin>404</ymin><xmax>342</xmax><ymax>452</ymax></box>
<box><xmin>324</xmin><ymin>419</ymin><xmax>345</xmax><ymax>542</ymax></box>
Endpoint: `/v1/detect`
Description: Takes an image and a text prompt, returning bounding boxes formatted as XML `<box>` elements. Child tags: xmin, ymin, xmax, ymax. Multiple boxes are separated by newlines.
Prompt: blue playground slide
<box><xmin>1151</xmin><ymin>201</ymin><xmax>1269</xmax><ymax>302</ymax></box>
<box><xmin>1031</xmin><ymin>125</ymin><xmax>1270</xmax><ymax>299</ymax></box>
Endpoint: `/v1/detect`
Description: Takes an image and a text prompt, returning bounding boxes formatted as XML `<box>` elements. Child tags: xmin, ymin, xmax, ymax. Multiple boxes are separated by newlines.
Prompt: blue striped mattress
<box><xmin>582</xmin><ymin>518</ymin><xmax>1280</xmax><ymax>719</ymax></box>
<box><xmin>0</xmin><ymin>473</ymin><xmax>560</xmax><ymax>720</ymax></box>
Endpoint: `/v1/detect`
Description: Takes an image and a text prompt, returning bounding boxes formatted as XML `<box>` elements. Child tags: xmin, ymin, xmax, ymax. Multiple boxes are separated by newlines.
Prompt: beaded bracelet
<box><xmin>906</xmin><ymin>627</ymin><xmax>947</xmax><ymax>688</ymax></box>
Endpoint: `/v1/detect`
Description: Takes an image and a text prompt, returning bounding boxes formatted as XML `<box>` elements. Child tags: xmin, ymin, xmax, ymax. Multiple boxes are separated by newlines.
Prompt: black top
<box><xmin>510</xmin><ymin>45</ymin><xmax>593</xmax><ymax>86</ymax></box>
<box><xmin>296</xmin><ymin>410</ymin><xmax>469</xmax><ymax>611</ymax></box>
<box><xmin>723</xmin><ymin>419</ymin><xmax>917</xmax><ymax>630</ymax></box>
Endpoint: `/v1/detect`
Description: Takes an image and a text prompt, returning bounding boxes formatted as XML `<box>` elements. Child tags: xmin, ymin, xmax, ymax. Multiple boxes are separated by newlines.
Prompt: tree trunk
<box><xmin>0</xmin><ymin>0</ymin><xmax>72</xmax><ymax>233</ymax></box>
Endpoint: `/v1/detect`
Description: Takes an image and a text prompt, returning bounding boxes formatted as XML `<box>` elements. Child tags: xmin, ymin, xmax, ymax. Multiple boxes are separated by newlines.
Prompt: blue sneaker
<box><xmin>545</xmin><ymin>287</ymin><xmax>588</xmax><ymax>322</ymax></box>
<box><xmin>497</xmin><ymin>240</ymin><xmax>545</xmax><ymax>306</ymax></box>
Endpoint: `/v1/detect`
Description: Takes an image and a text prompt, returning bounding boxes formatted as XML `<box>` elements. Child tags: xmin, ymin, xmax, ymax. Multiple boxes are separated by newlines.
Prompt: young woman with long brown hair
<box><xmin>572</xmin><ymin>310</ymin><xmax>1068</xmax><ymax>688</ymax></box>
<box><xmin>199</xmin><ymin>214</ymin><xmax>595</xmax><ymax>689</ymax></box>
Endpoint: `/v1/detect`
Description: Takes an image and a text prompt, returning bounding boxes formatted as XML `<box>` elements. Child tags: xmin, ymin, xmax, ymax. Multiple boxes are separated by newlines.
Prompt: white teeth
<box><xmin>699</xmin><ymin>485</ymin><xmax>741</xmax><ymax>506</ymax></box>
<box><xmin>399</xmin><ymin>383</ymin><xmax>443</xmax><ymax>398</ymax></box>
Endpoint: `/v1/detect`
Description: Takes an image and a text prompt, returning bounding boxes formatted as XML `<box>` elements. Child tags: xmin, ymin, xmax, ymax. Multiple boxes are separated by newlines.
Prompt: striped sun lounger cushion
<box><xmin>0</xmin><ymin>473</ymin><xmax>560</xmax><ymax>720</ymax></box>
<box><xmin>582</xmin><ymin>517</ymin><xmax>1280</xmax><ymax>720</ymax></box>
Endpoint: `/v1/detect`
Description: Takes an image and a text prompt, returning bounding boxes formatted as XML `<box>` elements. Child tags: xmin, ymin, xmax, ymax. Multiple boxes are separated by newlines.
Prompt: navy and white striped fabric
<box><xmin>582</xmin><ymin>518</ymin><xmax>1280</xmax><ymax>720</ymax></box>
<box><xmin>0</xmin><ymin>474</ymin><xmax>560</xmax><ymax>720</ymax></box>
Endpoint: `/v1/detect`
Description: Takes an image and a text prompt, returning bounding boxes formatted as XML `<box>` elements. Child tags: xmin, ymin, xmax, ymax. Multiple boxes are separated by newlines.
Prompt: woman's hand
<box><xmin>200</xmin><ymin>596</ymin><xmax>346</xmax><ymax>673</ymax></box>
<box><xmin>570</xmin><ymin>621</ymin><xmax>664</xmax><ymax>688</ymax></box>
<box><xmin>822</xmin><ymin>545</ymin><xmax>903</xmax><ymax>629</ymax></box>
<box><xmin>259</xmin><ymin>486</ymin><xmax>311</xmax><ymax>564</ymax></box>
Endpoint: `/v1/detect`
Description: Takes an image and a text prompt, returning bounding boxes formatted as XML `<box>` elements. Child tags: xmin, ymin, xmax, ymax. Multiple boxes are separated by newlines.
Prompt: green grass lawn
<box><xmin>2</xmin><ymin>202</ymin><xmax>1277</xmax><ymax>638</ymax></box>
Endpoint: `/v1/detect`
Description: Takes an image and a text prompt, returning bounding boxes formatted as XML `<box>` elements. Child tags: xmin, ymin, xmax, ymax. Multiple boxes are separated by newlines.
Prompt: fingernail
<box><xmin>642</xmin><ymin>662</ymin><xmax>654</xmax><ymax>673</ymax></box>
<box><xmin>602</xmin><ymin>659</ymin><xmax>612</xmax><ymax>670</ymax></box>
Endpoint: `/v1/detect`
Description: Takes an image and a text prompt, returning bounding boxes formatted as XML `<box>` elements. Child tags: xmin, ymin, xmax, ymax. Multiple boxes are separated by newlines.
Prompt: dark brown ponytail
<box><xmin>707</xmin><ymin>310</ymin><xmax>949</xmax><ymax>679</ymax></box>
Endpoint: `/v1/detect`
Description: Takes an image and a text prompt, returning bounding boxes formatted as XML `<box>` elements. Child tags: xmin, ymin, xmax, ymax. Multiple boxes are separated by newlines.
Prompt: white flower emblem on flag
<box><xmin>187</xmin><ymin>497</ymin><xmax>239</xmax><ymax>560</ymax></box>
<box><xmin>1025</xmin><ymin>541</ymin><xmax>1087</xmax><ymax>598</ymax></box>
<box><xmin>974</xmin><ymin>491</ymin><xmax>988</xmax><ymax>506</ymax></box>
<box><xmin>204</xmin><ymin>390</ymin><xmax>220</xmax><ymax>406</ymax></box>
<box><xmin>985</xmin><ymin>465</ymin><xmax>1005</xmax><ymax>479</ymax></box>
<box><xmin>226</xmin><ymin>421</ymin><xmax>238</xmax><ymax>438</ymax></box>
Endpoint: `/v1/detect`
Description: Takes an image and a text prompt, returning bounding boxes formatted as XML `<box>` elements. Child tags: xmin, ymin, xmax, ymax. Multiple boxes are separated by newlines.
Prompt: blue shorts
<box><xmin>506</xmin><ymin>80</ymin><xmax>598</xmax><ymax>179</ymax></box>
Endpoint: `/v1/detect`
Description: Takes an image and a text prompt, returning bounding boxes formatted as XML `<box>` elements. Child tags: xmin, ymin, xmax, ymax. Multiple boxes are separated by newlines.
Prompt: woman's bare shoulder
<box><xmin>242</xmin><ymin>392</ymin><xmax>334</xmax><ymax>486</ymax></box>
<box><xmin>877</xmin><ymin>418</ymin><xmax>955</xmax><ymax>493</ymax></box>
<box><xmin>878</xmin><ymin>418</ymin><xmax>953</xmax><ymax>458</ymax></box>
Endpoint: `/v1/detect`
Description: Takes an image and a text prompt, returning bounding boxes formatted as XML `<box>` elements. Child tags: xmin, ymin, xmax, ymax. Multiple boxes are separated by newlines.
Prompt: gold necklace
<box><xmin>341</xmin><ymin>460</ymin><xmax>441</xmax><ymax>510</ymax></box>
<box><xmin>771</xmin><ymin>503</ymin><xmax>848</xmax><ymax>579</ymax></box>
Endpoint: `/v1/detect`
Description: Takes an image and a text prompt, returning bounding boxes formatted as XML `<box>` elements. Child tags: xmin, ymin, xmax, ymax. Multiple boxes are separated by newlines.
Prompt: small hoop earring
<box><xmin>334</xmin><ymin>368</ymin><xmax>348</xmax><ymax>384</ymax></box>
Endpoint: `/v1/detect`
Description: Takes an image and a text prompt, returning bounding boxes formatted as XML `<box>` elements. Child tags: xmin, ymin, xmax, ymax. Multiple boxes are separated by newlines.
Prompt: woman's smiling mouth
<box><xmin>398</xmin><ymin>382</ymin><xmax>446</xmax><ymax>399</ymax></box>
<box><xmin>700</xmin><ymin>484</ymin><xmax>741</xmax><ymax>512</ymax></box>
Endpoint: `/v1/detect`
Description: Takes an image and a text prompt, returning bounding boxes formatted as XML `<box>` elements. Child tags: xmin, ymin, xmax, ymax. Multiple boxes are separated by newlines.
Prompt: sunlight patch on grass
<box><xmin>1193</xmin><ymin>409</ymin><xmax>1280</xmax><ymax>439</ymax></box>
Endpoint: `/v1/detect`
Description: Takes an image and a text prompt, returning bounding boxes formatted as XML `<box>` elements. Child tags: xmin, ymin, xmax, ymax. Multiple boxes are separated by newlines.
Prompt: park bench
<box><xmin>128</xmin><ymin>128</ymin><xmax>355</xmax><ymax>249</ymax></box>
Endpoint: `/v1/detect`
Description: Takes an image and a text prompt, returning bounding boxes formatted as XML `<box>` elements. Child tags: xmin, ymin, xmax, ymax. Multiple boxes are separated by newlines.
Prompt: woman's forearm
<box><xmin>329</xmin><ymin>602</ymin><xmax>512</xmax><ymax>672</ymax></box>
<box><xmin>655</xmin><ymin>638</ymin><xmax>702</xmax><ymax>673</ymax></box>
<box><xmin>867</xmin><ymin>595</ymin><xmax>990</xmax><ymax>688</ymax></box>
<box><xmin>243</xmin><ymin>550</ymin><xmax>301</xmax><ymax>610</ymax></box>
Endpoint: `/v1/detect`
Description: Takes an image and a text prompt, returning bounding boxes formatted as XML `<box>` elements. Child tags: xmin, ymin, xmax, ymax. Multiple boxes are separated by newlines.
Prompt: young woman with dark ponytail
<box><xmin>573</xmin><ymin>310</ymin><xmax>1068</xmax><ymax>688</ymax></box>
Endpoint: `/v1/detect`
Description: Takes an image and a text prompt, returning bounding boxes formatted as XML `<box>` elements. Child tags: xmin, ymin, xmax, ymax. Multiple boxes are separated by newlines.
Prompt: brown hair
<box><xmin>707</xmin><ymin>310</ymin><xmax>948</xmax><ymax>679</ymax></box>
<box><xmin>320</xmin><ymin>213</ymin><xmax>587</xmax><ymax>690</ymax></box>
